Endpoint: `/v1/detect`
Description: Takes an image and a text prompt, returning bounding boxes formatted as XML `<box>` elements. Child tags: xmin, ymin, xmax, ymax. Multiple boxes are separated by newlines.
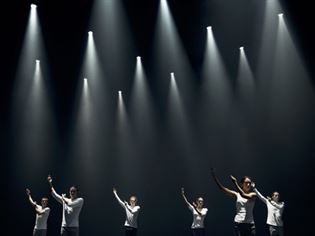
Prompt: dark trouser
<box><xmin>61</xmin><ymin>226</ymin><xmax>79</xmax><ymax>236</ymax></box>
<box><xmin>192</xmin><ymin>228</ymin><xmax>206</xmax><ymax>236</ymax></box>
<box><xmin>269</xmin><ymin>225</ymin><xmax>283</xmax><ymax>236</ymax></box>
<box><xmin>125</xmin><ymin>226</ymin><xmax>137</xmax><ymax>236</ymax></box>
<box><xmin>33</xmin><ymin>229</ymin><xmax>47</xmax><ymax>236</ymax></box>
<box><xmin>234</xmin><ymin>223</ymin><xmax>256</xmax><ymax>236</ymax></box>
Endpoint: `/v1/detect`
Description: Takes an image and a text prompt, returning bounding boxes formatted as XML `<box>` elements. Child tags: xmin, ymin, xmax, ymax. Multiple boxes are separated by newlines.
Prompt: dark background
<box><xmin>1</xmin><ymin>0</ymin><xmax>315</xmax><ymax>235</ymax></box>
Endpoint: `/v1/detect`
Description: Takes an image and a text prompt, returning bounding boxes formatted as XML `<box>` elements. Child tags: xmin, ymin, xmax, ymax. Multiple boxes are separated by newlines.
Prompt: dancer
<box><xmin>181</xmin><ymin>187</ymin><xmax>208</xmax><ymax>236</ymax></box>
<box><xmin>211</xmin><ymin>169</ymin><xmax>256</xmax><ymax>236</ymax></box>
<box><xmin>252</xmin><ymin>182</ymin><xmax>284</xmax><ymax>236</ymax></box>
<box><xmin>26</xmin><ymin>188</ymin><xmax>50</xmax><ymax>236</ymax></box>
<box><xmin>47</xmin><ymin>175</ymin><xmax>84</xmax><ymax>236</ymax></box>
<box><xmin>113</xmin><ymin>188</ymin><xmax>140</xmax><ymax>236</ymax></box>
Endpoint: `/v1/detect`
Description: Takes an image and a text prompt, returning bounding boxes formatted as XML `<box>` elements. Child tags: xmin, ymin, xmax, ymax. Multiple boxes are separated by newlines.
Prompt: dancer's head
<box><xmin>196</xmin><ymin>197</ymin><xmax>204</xmax><ymax>208</ymax></box>
<box><xmin>271</xmin><ymin>191</ymin><xmax>280</xmax><ymax>202</ymax></box>
<box><xmin>41</xmin><ymin>198</ymin><xmax>48</xmax><ymax>208</ymax></box>
<box><xmin>129</xmin><ymin>196</ymin><xmax>137</xmax><ymax>207</ymax></box>
<box><xmin>240</xmin><ymin>176</ymin><xmax>252</xmax><ymax>193</ymax></box>
<box><xmin>69</xmin><ymin>186</ymin><xmax>78</xmax><ymax>199</ymax></box>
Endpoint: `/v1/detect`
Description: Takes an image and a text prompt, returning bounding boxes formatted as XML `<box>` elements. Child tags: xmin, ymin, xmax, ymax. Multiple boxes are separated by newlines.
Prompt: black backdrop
<box><xmin>1</xmin><ymin>0</ymin><xmax>315</xmax><ymax>235</ymax></box>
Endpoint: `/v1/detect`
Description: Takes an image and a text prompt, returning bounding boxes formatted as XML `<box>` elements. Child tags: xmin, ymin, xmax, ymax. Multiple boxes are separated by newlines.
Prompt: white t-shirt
<box><xmin>34</xmin><ymin>206</ymin><xmax>50</xmax><ymax>230</ymax></box>
<box><xmin>52</xmin><ymin>190</ymin><xmax>84</xmax><ymax>227</ymax></box>
<box><xmin>114</xmin><ymin>192</ymin><xmax>140</xmax><ymax>228</ymax></box>
<box><xmin>234</xmin><ymin>192</ymin><xmax>255</xmax><ymax>224</ymax></box>
<box><xmin>254</xmin><ymin>188</ymin><xmax>284</xmax><ymax>226</ymax></box>
<box><xmin>188</xmin><ymin>204</ymin><xmax>208</xmax><ymax>229</ymax></box>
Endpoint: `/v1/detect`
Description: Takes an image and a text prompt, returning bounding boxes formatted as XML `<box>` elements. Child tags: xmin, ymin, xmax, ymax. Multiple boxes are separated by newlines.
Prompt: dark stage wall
<box><xmin>1</xmin><ymin>0</ymin><xmax>315</xmax><ymax>235</ymax></box>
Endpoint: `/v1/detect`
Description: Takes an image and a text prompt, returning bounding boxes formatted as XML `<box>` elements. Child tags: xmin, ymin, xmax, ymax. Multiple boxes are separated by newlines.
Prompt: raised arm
<box><xmin>181</xmin><ymin>188</ymin><xmax>192</xmax><ymax>207</ymax></box>
<box><xmin>47</xmin><ymin>175</ymin><xmax>63</xmax><ymax>204</ymax></box>
<box><xmin>181</xmin><ymin>188</ymin><xmax>202</xmax><ymax>216</ymax></box>
<box><xmin>26</xmin><ymin>189</ymin><xmax>47</xmax><ymax>215</ymax></box>
<box><xmin>251</xmin><ymin>182</ymin><xmax>267</xmax><ymax>204</ymax></box>
<box><xmin>211</xmin><ymin>169</ymin><xmax>237</xmax><ymax>199</ymax></box>
<box><xmin>113</xmin><ymin>188</ymin><xmax>125</xmax><ymax>208</ymax></box>
<box><xmin>230</xmin><ymin>175</ymin><xmax>256</xmax><ymax>199</ymax></box>
<box><xmin>26</xmin><ymin>188</ymin><xmax>37</xmax><ymax>207</ymax></box>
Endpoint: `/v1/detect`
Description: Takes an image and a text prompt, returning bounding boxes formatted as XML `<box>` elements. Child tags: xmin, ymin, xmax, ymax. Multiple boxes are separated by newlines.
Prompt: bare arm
<box><xmin>61</xmin><ymin>194</ymin><xmax>72</xmax><ymax>205</ymax></box>
<box><xmin>181</xmin><ymin>188</ymin><xmax>192</xmax><ymax>208</ymax></box>
<box><xmin>181</xmin><ymin>188</ymin><xmax>202</xmax><ymax>216</ymax></box>
<box><xmin>211</xmin><ymin>169</ymin><xmax>237</xmax><ymax>199</ymax></box>
<box><xmin>35</xmin><ymin>207</ymin><xmax>49</xmax><ymax>215</ymax></box>
<box><xmin>124</xmin><ymin>201</ymin><xmax>140</xmax><ymax>214</ymax></box>
<box><xmin>192</xmin><ymin>202</ymin><xmax>203</xmax><ymax>216</ymax></box>
<box><xmin>26</xmin><ymin>189</ymin><xmax>47</xmax><ymax>215</ymax></box>
<box><xmin>26</xmin><ymin>189</ymin><xmax>37</xmax><ymax>207</ymax></box>
<box><xmin>113</xmin><ymin>188</ymin><xmax>125</xmax><ymax>208</ymax></box>
<box><xmin>270</xmin><ymin>200</ymin><xmax>285</xmax><ymax>211</ymax></box>
<box><xmin>66</xmin><ymin>198</ymin><xmax>84</xmax><ymax>208</ymax></box>
<box><xmin>251</xmin><ymin>183</ymin><xmax>267</xmax><ymax>204</ymax></box>
<box><xmin>47</xmin><ymin>175</ymin><xmax>63</xmax><ymax>204</ymax></box>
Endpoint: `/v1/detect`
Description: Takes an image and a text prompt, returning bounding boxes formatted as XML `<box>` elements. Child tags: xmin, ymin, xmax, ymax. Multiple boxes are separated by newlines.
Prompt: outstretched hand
<box><xmin>181</xmin><ymin>187</ymin><xmax>185</xmax><ymax>195</ymax></box>
<box><xmin>251</xmin><ymin>182</ymin><xmax>256</xmax><ymax>188</ymax></box>
<box><xmin>113</xmin><ymin>188</ymin><xmax>117</xmax><ymax>193</ymax></box>
<box><xmin>47</xmin><ymin>175</ymin><xmax>52</xmax><ymax>183</ymax></box>
<box><xmin>230</xmin><ymin>175</ymin><xmax>237</xmax><ymax>182</ymax></box>
<box><xmin>26</xmin><ymin>188</ymin><xmax>31</xmax><ymax>196</ymax></box>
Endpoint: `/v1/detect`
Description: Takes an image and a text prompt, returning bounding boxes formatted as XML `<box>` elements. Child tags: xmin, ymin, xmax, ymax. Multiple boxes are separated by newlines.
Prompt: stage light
<box><xmin>207</xmin><ymin>26</ymin><xmax>212</xmax><ymax>30</ymax></box>
<box><xmin>30</xmin><ymin>4</ymin><xmax>37</xmax><ymax>9</ymax></box>
<box><xmin>118</xmin><ymin>90</ymin><xmax>122</xmax><ymax>95</ymax></box>
<box><xmin>239</xmin><ymin>46</ymin><xmax>244</xmax><ymax>51</ymax></box>
<box><xmin>137</xmin><ymin>56</ymin><xmax>141</xmax><ymax>60</ymax></box>
<box><xmin>170</xmin><ymin>72</ymin><xmax>174</xmax><ymax>76</ymax></box>
<box><xmin>278</xmin><ymin>13</ymin><xmax>283</xmax><ymax>17</ymax></box>
<box><xmin>88</xmin><ymin>31</ymin><xmax>93</xmax><ymax>36</ymax></box>
<box><xmin>35</xmin><ymin>59</ymin><xmax>40</xmax><ymax>64</ymax></box>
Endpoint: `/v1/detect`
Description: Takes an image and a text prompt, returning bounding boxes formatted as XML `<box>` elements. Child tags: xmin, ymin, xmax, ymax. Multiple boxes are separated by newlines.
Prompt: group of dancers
<box><xmin>26</xmin><ymin>170</ymin><xmax>284</xmax><ymax>236</ymax></box>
